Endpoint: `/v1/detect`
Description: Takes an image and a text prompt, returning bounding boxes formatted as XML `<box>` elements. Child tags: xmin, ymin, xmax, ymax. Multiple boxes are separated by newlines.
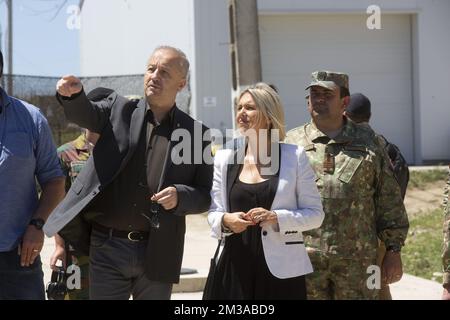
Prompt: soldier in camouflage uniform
<box><xmin>442</xmin><ymin>165</ymin><xmax>450</xmax><ymax>300</ymax></box>
<box><xmin>49</xmin><ymin>129</ymin><xmax>99</xmax><ymax>300</ymax></box>
<box><xmin>285</xmin><ymin>71</ymin><xmax>409</xmax><ymax>299</ymax></box>
<box><xmin>344</xmin><ymin>92</ymin><xmax>411</xmax><ymax>300</ymax></box>
<box><xmin>49</xmin><ymin>88</ymin><xmax>114</xmax><ymax>299</ymax></box>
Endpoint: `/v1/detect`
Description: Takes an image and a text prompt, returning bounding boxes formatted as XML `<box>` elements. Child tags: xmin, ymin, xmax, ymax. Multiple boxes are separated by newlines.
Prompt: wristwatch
<box><xmin>221</xmin><ymin>222</ymin><xmax>233</xmax><ymax>234</ymax></box>
<box><xmin>386</xmin><ymin>244</ymin><xmax>402</xmax><ymax>253</ymax></box>
<box><xmin>29</xmin><ymin>218</ymin><xmax>45</xmax><ymax>230</ymax></box>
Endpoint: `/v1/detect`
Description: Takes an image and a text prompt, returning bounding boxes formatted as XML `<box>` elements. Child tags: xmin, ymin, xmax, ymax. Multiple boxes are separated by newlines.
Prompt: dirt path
<box><xmin>404</xmin><ymin>181</ymin><xmax>446</xmax><ymax>217</ymax></box>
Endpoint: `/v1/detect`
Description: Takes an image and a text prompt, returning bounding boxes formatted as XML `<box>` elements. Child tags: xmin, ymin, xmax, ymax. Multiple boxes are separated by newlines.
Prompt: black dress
<box><xmin>213</xmin><ymin>175</ymin><xmax>307</xmax><ymax>300</ymax></box>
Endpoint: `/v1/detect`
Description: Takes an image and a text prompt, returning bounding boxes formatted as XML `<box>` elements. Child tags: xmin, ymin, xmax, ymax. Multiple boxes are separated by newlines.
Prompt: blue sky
<box><xmin>0</xmin><ymin>0</ymin><xmax>80</xmax><ymax>76</ymax></box>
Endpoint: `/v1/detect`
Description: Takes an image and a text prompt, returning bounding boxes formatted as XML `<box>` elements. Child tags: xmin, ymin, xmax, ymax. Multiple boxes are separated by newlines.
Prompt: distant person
<box><xmin>0</xmin><ymin>49</ymin><xmax>65</xmax><ymax>299</ymax></box>
<box><xmin>442</xmin><ymin>165</ymin><xmax>450</xmax><ymax>300</ymax></box>
<box><xmin>268</xmin><ymin>83</ymin><xmax>279</xmax><ymax>93</ymax></box>
<box><xmin>344</xmin><ymin>93</ymin><xmax>409</xmax><ymax>199</ymax></box>
<box><xmin>44</xmin><ymin>46</ymin><xmax>213</xmax><ymax>300</ymax></box>
<box><xmin>50</xmin><ymin>129</ymin><xmax>99</xmax><ymax>300</ymax></box>
<box><xmin>207</xmin><ymin>83</ymin><xmax>324</xmax><ymax>299</ymax></box>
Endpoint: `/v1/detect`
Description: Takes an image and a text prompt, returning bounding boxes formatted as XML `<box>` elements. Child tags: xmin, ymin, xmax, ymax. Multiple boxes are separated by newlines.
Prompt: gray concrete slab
<box><xmin>40</xmin><ymin>213</ymin><xmax>444</xmax><ymax>300</ymax></box>
<box><xmin>409</xmin><ymin>165</ymin><xmax>448</xmax><ymax>172</ymax></box>
<box><xmin>39</xmin><ymin>214</ymin><xmax>216</xmax><ymax>297</ymax></box>
<box><xmin>390</xmin><ymin>274</ymin><xmax>442</xmax><ymax>300</ymax></box>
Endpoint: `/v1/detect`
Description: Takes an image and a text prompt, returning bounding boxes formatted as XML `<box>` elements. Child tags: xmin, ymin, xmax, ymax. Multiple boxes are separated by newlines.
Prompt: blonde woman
<box><xmin>207</xmin><ymin>83</ymin><xmax>324</xmax><ymax>300</ymax></box>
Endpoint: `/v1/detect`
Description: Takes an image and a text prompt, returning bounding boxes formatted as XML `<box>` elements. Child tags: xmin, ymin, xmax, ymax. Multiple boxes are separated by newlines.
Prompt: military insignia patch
<box><xmin>323</xmin><ymin>152</ymin><xmax>335</xmax><ymax>174</ymax></box>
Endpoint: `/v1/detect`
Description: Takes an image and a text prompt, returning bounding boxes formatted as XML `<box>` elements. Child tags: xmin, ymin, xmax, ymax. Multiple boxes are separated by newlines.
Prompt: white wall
<box><xmin>258</xmin><ymin>0</ymin><xmax>421</xmax><ymax>13</ymax></box>
<box><xmin>78</xmin><ymin>0</ymin><xmax>233</xmax><ymax>128</ymax></box>
<box><xmin>190</xmin><ymin>0</ymin><xmax>233</xmax><ymax>131</ymax></box>
<box><xmin>259</xmin><ymin>13</ymin><xmax>415</xmax><ymax>162</ymax></box>
<box><xmin>257</xmin><ymin>0</ymin><xmax>450</xmax><ymax>163</ymax></box>
<box><xmin>78</xmin><ymin>0</ymin><xmax>450</xmax><ymax>162</ymax></box>
<box><xmin>415</xmin><ymin>0</ymin><xmax>450</xmax><ymax>162</ymax></box>
<box><xmin>79</xmin><ymin>0</ymin><xmax>194</xmax><ymax>77</ymax></box>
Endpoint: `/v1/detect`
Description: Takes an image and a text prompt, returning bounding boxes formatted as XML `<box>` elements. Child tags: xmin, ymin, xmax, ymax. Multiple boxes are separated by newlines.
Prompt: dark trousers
<box><xmin>0</xmin><ymin>247</ymin><xmax>45</xmax><ymax>300</ymax></box>
<box><xmin>89</xmin><ymin>229</ymin><xmax>173</xmax><ymax>300</ymax></box>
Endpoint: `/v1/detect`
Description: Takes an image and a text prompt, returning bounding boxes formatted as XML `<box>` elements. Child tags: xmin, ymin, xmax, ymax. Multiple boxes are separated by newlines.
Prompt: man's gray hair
<box><xmin>153</xmin><ymin>45</ymin><xmax>190</xmax><ymax>78</ymax></box>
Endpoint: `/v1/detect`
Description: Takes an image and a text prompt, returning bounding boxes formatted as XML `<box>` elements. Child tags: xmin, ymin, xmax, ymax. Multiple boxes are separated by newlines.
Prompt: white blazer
<box><xmin>208</xmin><ymin>143</ymin><xmax>324</xmax><ymax>279</ymax></box>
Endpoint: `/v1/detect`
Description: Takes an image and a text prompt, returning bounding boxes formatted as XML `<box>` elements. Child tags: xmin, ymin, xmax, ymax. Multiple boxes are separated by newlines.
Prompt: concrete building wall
<box><xmin>257</xmin><ymin>0</ymin><xmax>450</xmax><ymax>163</ymax></box>
<box><xmin>78</xmin><ymin>0</ymin><xmax>450</xmax><ymax>163</ymax></box>
<box><xmin>191</xmin><ymin>0</ymin><xmax>233</xmax><ymax>132</ymax></box>
<box><xmin>79</xmin><ymin>0</ymin><xmax>195</xmax><ymax>77</ymax></box>
<box><xmin>414</xmin><ymin>1</ymin><xmax>450</xmax><ymax>162</ymax></box>
<box><xmin>259</xmin><ymin>13</ymin><xmax>415</xmax><ymax>162</ymax></box>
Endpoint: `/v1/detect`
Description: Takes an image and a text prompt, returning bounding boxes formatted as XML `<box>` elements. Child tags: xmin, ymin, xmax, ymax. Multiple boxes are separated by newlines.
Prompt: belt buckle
<box><xmin>127</xmin><ymin>231</ymin><xmax>142</xmax><ymax>242</ymax></box>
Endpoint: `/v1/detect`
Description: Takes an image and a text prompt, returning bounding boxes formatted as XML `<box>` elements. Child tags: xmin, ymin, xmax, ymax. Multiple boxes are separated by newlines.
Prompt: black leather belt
<box><xmin>92</xmin><ymin>223</ymin><xmax>149</xmax><ymax>242</ymax></box>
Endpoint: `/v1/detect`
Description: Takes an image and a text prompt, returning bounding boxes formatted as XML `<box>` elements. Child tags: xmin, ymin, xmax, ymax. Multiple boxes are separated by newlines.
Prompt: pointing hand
<box><xmin>56</xmin><ymin>75</ymin><xmax>83</xmax><ymax>97</ymax></box>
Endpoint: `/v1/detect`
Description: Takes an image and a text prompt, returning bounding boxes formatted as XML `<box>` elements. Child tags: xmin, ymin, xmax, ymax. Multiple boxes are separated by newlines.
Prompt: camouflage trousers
<box><xmin>306</xmin><ymin>250</ymin><xmax>380</xmax><ymax>300</ymax></box>
<box><xmin>65</xmin><ymin>255</ymin><xmax>90</xmax><ymax>300</ymax></box>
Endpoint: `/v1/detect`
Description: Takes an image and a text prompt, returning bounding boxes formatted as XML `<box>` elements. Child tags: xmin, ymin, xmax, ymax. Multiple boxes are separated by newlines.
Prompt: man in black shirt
<box><xmin>44</xmin><ymin>46</ymin><xmax>213</xmax><ymax>299</ymax></box>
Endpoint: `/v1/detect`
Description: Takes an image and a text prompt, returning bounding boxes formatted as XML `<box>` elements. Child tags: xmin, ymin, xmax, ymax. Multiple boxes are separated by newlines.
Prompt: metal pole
<box><xmin>7</xmin><ymin>0</ymin><xmax>13</xmax><ymax>95</ymax></box>
<box><xmin>228</xmin><ymin>0</ymin><xmax>262</xmax><ymax>128</ymax></box>
<box><xmin>230</xmin><ymin>0</ymin><xmax>262</xmax><ymax>86</ymax></box>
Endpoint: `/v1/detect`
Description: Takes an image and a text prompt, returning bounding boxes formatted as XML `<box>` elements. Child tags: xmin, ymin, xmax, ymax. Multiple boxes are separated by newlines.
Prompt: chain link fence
<box><xmin>2</xmin><ymin>74</ymin><xmax>191</xmax><ymax>146</ymax></box>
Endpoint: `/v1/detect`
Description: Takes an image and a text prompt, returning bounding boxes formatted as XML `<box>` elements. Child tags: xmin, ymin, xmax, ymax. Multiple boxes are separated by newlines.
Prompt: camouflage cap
<box><xmin>306</xmin><ymin>70</ymin><xmax>349</xmax><ymax>91</ymax></box>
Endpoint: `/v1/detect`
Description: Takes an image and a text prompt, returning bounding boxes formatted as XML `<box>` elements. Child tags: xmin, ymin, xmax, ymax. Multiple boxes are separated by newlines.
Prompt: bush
<box><xmin>409</xmin><ymin>170</ymin><xmax>448</xmax><ymax>189</ymax></box>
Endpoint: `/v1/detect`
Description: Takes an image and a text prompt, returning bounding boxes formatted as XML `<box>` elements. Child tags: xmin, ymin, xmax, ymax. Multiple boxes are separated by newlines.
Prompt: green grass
<box><xmin>402</xmin><ymin>208</ymin><xmax>444</xmax><ymax>282</ymax></box>
<box><xmin>409</xmin><ymin>169</ymin><xmax>448</xmax><ymax>189</ymax></box>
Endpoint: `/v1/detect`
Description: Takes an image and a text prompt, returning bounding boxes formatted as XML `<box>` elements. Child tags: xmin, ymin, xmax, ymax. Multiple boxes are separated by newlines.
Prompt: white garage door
<box><xmin>259</xmin><ymin>14</ymin><xmax>414</xmax><ymax>163</ymax></box>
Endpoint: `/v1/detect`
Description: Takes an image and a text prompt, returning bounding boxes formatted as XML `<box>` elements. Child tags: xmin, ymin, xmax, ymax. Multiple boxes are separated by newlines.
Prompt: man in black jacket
<box><xmin>44</xmin><ymin>46</ymin><xmax>213</xmax><ymax>300</ymax></box>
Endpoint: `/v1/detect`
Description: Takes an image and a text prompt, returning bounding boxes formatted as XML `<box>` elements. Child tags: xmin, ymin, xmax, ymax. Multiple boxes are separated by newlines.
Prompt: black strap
<box><xmin>51</xmin><ymin>266</ymin><xmax>65</xmax><ymax>283</ymax></box>
<box><xmin>156</xmin><ymin>135</ymin><xmax>173</xmax><ymax>194</ymax></box>
<box><xmin>65</xmin><ymin>241</ymin><xmax>71</xmax><ymax>270</ymax></box>
<box><xmin>212</xmin><ymin>239</ymin><xmax>222</xmax><ymax>262</ymax></box>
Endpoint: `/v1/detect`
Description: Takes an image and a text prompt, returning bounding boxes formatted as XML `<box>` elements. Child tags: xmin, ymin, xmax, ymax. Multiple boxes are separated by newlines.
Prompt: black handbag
<box><xmin>202</xmin><ymin>239</ymin><xmax>223</xmax><ymax>300</ymax></box>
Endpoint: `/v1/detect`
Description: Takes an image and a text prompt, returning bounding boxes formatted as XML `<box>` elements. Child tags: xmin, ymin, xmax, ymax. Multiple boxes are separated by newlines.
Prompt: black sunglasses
<box><xmin>141</xmin><ymin>201</ymin><xmax>161</xmax><ymax>229</ymax></box>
